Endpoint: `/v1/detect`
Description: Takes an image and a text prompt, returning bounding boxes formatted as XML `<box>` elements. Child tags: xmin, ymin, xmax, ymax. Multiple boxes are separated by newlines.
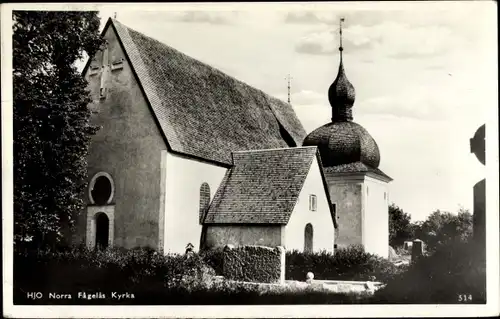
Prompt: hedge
<box><xmin>14</xmin><ymin>241</ymin><xmax>485</xmax><ymax>304</ymax></box>
<box><xmin>286</xmin><ymin>245</ymin><xmax>404</xmax><ymax>282</ymax></box>
<box><xmin>199</xmin><ymin>247</ymin><xmax>224</xmax><ymax>275</ymax></box>
<box><xmin>13</xmin><ymin>246</ymin><xmax>368</xmax><ymax>305</ymax></box>
<box><xmin>222</xmin><ymin>245</ymin><xmax>284</xmax><ymax>283</ymax></box>
<box><xmin>13</xmin><ymin>246</ymin><xmax>215</xmax><ymax>304</ymax></box>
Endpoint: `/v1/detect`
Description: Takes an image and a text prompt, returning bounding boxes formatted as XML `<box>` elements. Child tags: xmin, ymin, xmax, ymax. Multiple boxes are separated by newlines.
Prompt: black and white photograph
<box><xmin>1</xmin><ymin>1</ymin><xmax>498</xmax><ymax>318</ymax></box>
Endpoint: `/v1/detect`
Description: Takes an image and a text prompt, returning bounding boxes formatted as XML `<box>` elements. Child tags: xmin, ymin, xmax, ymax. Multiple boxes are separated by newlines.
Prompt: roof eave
<box><xmin>366</xmin><ymin>170</ymin><xmax>393</xmax><ymax>183</ymax></box>
<box><xmin>202</xmin><ymin>220</ymin><xmax>288</xmax><ymax>225</ymax></box>
<box><xmin>108</xmin><ymin>18</ymin><xmax>178</xmax><ymax>154</ymax></box>
<box><xmin>282</xmin><ymin>149</ymin><xmax>318</xmax><ymax>225</ymax></box>
<box><xmin>315</xmin><ymin>150</ymin><xmax>339</xmax><ymax>229</ymax></box>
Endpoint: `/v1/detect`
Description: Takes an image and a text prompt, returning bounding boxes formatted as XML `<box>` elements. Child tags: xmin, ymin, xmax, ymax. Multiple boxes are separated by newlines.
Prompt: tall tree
<box><xmin>13</xmin><ymin>11</ymin><xmax>103</xmax><ymax>249</ymax></box>
<box><xmin>388</xmin><ymin>203</ymin><xmax>414</xmax><ymax>247</ymax></box>
<box><xmin>416</xmin><ymin>208</ymin><xmax>473</xmax><ymax>252</ymax></box>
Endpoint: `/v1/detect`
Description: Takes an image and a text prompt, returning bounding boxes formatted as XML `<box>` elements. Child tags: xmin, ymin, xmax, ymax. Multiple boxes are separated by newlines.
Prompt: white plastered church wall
<box><xmin>325</xmin><ymin>173</ymin><xmax>364</xmax><ymax>249</ymax></box>
<box><xmin>363</xmin><ymin>176</ymin><xmax>389</xmax><ymax>258</ymax></box>
<box><xmin>285</xmin><ymin>157</ymin><xmax>335</xmax><ymax>253</ymax></box>
<box><xmin>163</xmin><ymin>152</ymin><xmax>227</xmax><ymax>254</ymax></box>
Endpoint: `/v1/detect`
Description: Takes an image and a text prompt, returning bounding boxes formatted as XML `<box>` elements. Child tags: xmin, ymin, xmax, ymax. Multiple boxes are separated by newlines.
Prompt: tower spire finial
<box><xmin>285</xmin><ymin>74</ymin><xmax>293</xmax><ymax>104</ymax></box>
<box><xmin>327</xmin><ymin>17</ymin><xmax>355</xmax><ymax>122</ymax></box>
<box><xmin>339</xmin><ymin>17</ymin><xmax>345</xmax><ymax>61</ymax></box>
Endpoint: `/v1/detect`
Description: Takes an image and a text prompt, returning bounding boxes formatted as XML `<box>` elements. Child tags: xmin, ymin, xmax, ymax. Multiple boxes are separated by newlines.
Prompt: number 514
<box><xmin>458</xmin><ymin>294</ymin><xmax>472</xmax><ymax>302</ymax></box>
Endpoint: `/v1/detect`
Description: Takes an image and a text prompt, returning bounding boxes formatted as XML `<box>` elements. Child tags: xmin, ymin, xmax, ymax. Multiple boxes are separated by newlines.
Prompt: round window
<box><xmin>91</xmin><ymin>175</ymin><xmax>112</xmax><ymax>205</ymax></box>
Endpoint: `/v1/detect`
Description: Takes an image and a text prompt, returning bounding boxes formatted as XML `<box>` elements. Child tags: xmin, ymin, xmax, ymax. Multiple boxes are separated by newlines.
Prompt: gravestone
<box><xmin>411</xmin><ymin>239</ymin><xmax>424</xmax><ymax>263</ymax></box>
<box><xmin>388</xmin><ymin>246</ymin><xmax>397</xmax><ymax>261</ymax></box>
<box><xmin>403</xmin><ymin>240</ymin><xmax>413</xmax><ymax>251</ymax></box>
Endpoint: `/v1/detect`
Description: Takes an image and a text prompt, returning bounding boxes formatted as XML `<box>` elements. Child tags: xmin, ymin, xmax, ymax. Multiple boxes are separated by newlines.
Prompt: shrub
<box><xmin>14</xmin><ymin>246</ymin><xmax>372</xmax><ymax>305</ymax></box>
<box><xmin>199</xmin><ymin>247</ymin><xmax>224</xmax><ymax>275</ymax></box>
<box><xmin>372</xmin><ymin>239</ymin><xmax>486</xmax><ymax>304</ymax></box>
<box><xmin>286</xmin><ymin>245</ymin><xmax>404</xmax><ymax>282</ymax></box>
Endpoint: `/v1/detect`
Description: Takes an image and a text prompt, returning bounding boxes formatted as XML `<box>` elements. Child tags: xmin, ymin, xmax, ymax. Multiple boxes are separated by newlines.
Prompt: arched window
<box><xmin>89</xmin><ymin>172</ymin><xmax>114</xmax><ymax>205</ymax></box>
<box><xmin>95</xmin><ymin>212</ymin><xmax>110</xmax><ymax>250</ymax></box>
<box><xmin>199</xmin><ymin>182</ymin><xmax>210</xmax><ymax>223</ymax></box>
<box><xmin>304</xmin><ymin>223</ymin><xmax>313</xmax><ymax>253</ymax></box>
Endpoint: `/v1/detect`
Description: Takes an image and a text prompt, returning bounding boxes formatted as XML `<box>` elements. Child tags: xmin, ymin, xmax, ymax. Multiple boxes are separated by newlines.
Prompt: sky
<box><xmin>77</xmin><ymin>2</ymin><xmax>496</xmax><ymax>221</ymax></box>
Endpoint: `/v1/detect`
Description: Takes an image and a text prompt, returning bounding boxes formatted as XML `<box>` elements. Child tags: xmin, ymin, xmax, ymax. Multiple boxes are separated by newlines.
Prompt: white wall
<box><xmin>363</xmin><ymin>176</ymin><xmax>390</xmax><ymax>258</ymax></box>
<box><xmin>324</xmin><ymin>173</ymin><xmax>365</xmax><ymax>249</ymax></box>
<box><xmin>285</xmin><ymin>157</ymin><xmax>335</xmax><ymax>253</ymax></box>
<box><xmin>163</xmin><ymin>152</ymin><xmax>227</xmax><ymax>254</ymax></box>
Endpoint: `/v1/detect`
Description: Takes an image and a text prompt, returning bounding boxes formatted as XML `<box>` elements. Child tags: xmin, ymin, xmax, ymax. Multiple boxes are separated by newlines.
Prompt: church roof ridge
<box><xmin>94</xmin><ymin>18</ymin><xmax>307</xmax><ymax>165</ymax></box>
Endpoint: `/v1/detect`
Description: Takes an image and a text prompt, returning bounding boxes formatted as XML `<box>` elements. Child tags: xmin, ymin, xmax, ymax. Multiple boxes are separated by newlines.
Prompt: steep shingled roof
<box><xmin>102</xmin><ymin>18</ymin><xmax>306</xmax><ymax>165</ymax></box>
<box><xmin>203</xmin><ymin>147</ymin><xmax>331</xmax><ymax>224</ymax></box>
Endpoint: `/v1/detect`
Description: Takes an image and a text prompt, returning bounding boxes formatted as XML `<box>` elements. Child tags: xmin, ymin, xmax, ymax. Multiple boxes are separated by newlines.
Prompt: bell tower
<box><xmin>302</xmin><ymin>18</ymin><xmax>392</xmax><ymax>257</ymax></box>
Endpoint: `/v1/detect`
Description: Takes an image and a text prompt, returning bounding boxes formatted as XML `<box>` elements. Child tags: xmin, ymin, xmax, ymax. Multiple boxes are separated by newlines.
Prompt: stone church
<box><xmin>76</xmin><ymin>18</ymin><xmax>391</xmax><ymax>257</ymax></box>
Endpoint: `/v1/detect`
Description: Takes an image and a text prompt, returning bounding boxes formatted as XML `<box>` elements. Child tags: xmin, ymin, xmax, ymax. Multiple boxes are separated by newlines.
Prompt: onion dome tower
<box><xmin>303</xmin><ymin>19</ymin><xmax>382</xmax><ymax>171</ymax></box>
<box><xmin>303</xmin><ymin>18</ymin><xmax>392</xmax><ymax>258</ymax></box>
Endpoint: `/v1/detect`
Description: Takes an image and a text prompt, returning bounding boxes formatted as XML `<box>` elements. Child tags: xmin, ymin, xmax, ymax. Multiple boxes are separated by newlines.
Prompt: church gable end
<box><xmin>80</xmin><ymin>22</ymin><xmax>167</xmax><ymax>250</ymax></box>
<box><xmin>284</xmin><ymin>155</ymin><xmax>336</xmax><ymax>253</ymax></box>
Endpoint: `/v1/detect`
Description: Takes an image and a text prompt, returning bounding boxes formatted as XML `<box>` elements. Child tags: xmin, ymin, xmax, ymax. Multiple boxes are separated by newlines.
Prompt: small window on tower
<box><xmin>309</xmin><ymin>194</ymin><xmax>317</xmax><ymax>211</ymax></box>
<box><xmin>367</xmin><ymin>186</ymin><xmax>369</xmax><ymax>196</ymax></box>
<box><xmin>384</xmin><ymin>192</ymin><xmax>387</xmax><ymax>200</ymax></box>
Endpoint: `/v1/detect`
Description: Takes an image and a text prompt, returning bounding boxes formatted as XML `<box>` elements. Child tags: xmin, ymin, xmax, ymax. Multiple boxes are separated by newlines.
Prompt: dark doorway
<box><xmin>304</xmin><ymin>223</ymin><xmax>313</xmax><ymax>253</ymax></box>
<box><xmin>95</xmin><ymin>213</ymin><xmax>109</xmax><ymax>250</ymax></box>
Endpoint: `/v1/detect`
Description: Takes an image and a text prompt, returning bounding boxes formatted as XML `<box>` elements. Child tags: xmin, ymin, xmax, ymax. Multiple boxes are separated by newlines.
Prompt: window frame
<box><xmin>89</xmin><ymin>172</ymin><xmax>115</xmax><ymax>205</ymax></box>
<box><xmin>309</xmin><ymin>194</ymin><xmax>317</xmax><ymax>211</ymax></box>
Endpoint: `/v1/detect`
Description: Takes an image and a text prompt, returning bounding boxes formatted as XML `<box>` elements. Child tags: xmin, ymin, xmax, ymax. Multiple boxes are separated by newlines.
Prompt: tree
<box><xmin>415</xmin><ymin>208</ymin><xmax>473</xmax><ymax>252</ymax></box>
<box><xmin>13</xmin><ymin>11</ymin><xmax>103</xmax><ymax>249</ymax></box>
<box><xmin>388</xmin><ymin>203</ymin><xmax>414</xmax><ymax>248</ymax></box>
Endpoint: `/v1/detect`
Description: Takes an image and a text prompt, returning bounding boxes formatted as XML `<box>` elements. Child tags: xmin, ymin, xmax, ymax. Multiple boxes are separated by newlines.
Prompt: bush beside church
<box><xmin>371</xmin><ymin>239</ymin><xmax>486</xmax><ymax>304</ymax></box>
<box><xmin>14</xmin><ymin>246</ymin><xmax>369</xmax><ymax>305</ymax></box>
<box><xmin>286</xmin><ymin>245</ymin><xmax>403</xmax><ymax>283</ymax></box>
